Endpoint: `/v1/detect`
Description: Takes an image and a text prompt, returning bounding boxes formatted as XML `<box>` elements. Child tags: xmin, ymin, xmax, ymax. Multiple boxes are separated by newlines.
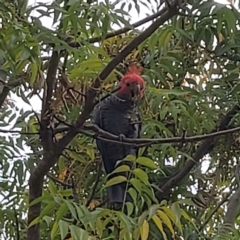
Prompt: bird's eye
<box><xmin>126</xmin><ymin>82</ymin><xmax>130</xmax><ymax>87</ymax></box>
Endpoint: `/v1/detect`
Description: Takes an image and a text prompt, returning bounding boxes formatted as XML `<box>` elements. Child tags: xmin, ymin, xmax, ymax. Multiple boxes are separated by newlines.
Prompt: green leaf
<box><xmin>30</xmin><ymin>62</ymin><xmax>38</xmax><ymax>86</ymax></box>
<box><xmin>105</xmin><ymin>176</ymin><xmax>127</xmax><ymax>187</ymax></box>
<box><xmin>124</xmin><ymin>155</ymin><xmax>137</xmax><ymax>162</ymax></box>
<box><xmin>48</xmin><ymin>180</ymin><xmax>58</xmax><ymax>194</ymax></box>
<box><xmin>58</xmin><ymin>189</ymin><xmax>73</xmax><ymax>197</ymax></box>
<box><xmin>28</xmin><ymin>194</ymin><xmax>53</xmax><ymax>207</ymax></box>
<box><xmin>43</xmin><ymin>216</ymin><xmax>52</xmax><ymax>227</ymax></box>
<box><xmin>126</xmin><ymin>202</ymin><xmax>134</xmax><ymax>216</ymax></box>
<box><xmin>181</xmin><ymin>209</ymin><xmax>197</xmax><ymax>229</ymax></box>
<box><xmin>116</xmin><ymin>211</ymin><xmax>133</xmax><ymax>230</ymax></box>
<box><xmin>39</xmin><ymin>201</ymin><xmax>56</xmax><ymax>219</ymax></box>
<box><xmin>130</xmin><ymin>178</ymin><xmax>142</xmax><ymax>193</ymax></box>
<box><xmin>148</xmin><ymin>204</ymin><xmax>160</xmax><ymax>220</ymax></box>
<box><xmin>163</xmin><ymin>30</ymin><xmax>173</xmax><ymax>49</ymax></box>
<box><xmin>140</xmin><ymin>220</ymin><xmax>149</xmax><ymax>240</ymax></box>
<box><xmin>28</xmin><ymin>216</ymin><xmax>41</xmax><ymax>228</ymax></box>
<box><xmin>128</xmin><ymin>187</ymin><xmax>137</xmax><ymax>203</ymax></box>
<box><xmin>136</xmin><ymin>157</ymin><xmax>157</xmax><ymax>169</ymax></box>
<box><xmin>102</xmin><ymin>14</ymin><xmax>110</xmax><ymax>39</ymax></box>
<box><xmin>110</xmin><ymin>165</ymin><xmax>130</xmax><ymax>175</ymax></box>
<box><xmin>176</xmin><ymin>28</ymin><xmax>193</xmax><ymax>41</ymax></box>
<box><xmin>69</xmin><ymin>225</ymin><xmax>89</xmax><ymax>240</ymax></box>
<box><xmin>19</xmin><ymin>47</ymin><xmax>31</xmax><ymax>60</ymax></box>
<box><xmin>152</xmin><ymin>215</ymin><xmax>167</xmax><ymax>240</ymax></box>
<box><xmin>65</xmin><ymin>201</ymin><xmax>78</xmax><ymax>220</ymax></box>
<box><xmin>55</xmin><ymin>203</ymin><xmax>68</xmax><ymax>222</ymax></box>
<box><xmin>157</xmin><ymin>210</ymin><xmax>175</xmax><ymax>237</ymax></box>
<box><xmin>171</xmin><ymin>203</ymin><xmax>183</xmax><ymax>232</ymax></box>
<box><xmin>0</xmin><ymin>2</ymin><xmax>12</xmax><ymax>12</ymax></box>
<box><xmin>59</xmin><ymin>220</ymin><xmax>69</xmax><ymax>240</ymax></box>
<box><xmin>133</xmin><ymin>168</ymin><xmax>149</xmax><ymax>185</ymax></box>
<box><xmin>51</xmin><ymin>221</ymin><xmax>59</xmax><ymax>239</ymax></box>
<box><xmin>161</xmin><ymin>206</ymin><xmax>182</xmax><ymax>232</ymax></box>
<box><xmin>67</xmin><ymin>0</ymin><xmax>79</xmax><ymax>5</ymax></box>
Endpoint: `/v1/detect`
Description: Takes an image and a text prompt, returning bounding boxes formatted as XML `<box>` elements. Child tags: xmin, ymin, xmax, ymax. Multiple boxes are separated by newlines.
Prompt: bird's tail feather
<box><xmin>107</xmin><ymin>183</ymin><xmax>132</xmax><ymax>204</ymax></box>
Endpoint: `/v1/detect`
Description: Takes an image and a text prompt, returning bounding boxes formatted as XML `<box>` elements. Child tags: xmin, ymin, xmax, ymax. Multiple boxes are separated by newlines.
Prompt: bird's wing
<box><xmin>93</xmin><ymin>102</ymin><xmax>116</xmax><ymax>173</ymax></box>
<box><xmin>126</xmin><ymin>108</ymin><xmax>141</xmax><ymax>157</ymax></box>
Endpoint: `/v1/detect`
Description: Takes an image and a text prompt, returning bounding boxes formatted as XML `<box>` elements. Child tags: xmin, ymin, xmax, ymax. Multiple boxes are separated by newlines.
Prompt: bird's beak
<box><xmin>131</xmin><ymin>83</ymin><xmax>141</xmax><ymax>101</ymax></box>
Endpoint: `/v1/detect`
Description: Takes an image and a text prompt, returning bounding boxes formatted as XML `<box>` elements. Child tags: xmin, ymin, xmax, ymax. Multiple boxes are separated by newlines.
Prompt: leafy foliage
<box><xmin>1</xmin><ymin>0</ymin><xmax>240</xmax><ymax>239</ymax></box>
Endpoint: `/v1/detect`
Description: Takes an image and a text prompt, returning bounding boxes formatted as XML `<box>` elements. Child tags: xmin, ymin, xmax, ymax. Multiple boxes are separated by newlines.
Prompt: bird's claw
<box><xmin>130</xmin><ymin>120</ymin><xmax>141</xmax><ymax>125</ymax></box>
<box><xmin>119</xmin><ymin>134</ymin><xmax>125</xmax><ymax>141</ymax></box>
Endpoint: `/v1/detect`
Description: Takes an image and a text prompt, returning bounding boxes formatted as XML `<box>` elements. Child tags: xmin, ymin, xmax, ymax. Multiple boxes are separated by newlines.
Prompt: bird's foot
<box><xmin>130</xmin><ymin>120</ymin><xmax>141</xmax><ymax>125</ymax></box>
<box><xmin>108</xmin><ymin>202</ymin><xmax>123</xmax><ymax>210</ymax></box>
<box><xmin>118</xmin><ymin>134</ymin><xmax>126</xmax><ymax>141</ymax></box>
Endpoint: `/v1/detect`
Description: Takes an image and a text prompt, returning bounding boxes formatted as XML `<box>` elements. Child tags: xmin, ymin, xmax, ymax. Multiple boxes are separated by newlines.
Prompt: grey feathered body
<box><xmin>93</xmin><ymin>94</ymin><xmax>141</xmax><ymax>204</ymax></box>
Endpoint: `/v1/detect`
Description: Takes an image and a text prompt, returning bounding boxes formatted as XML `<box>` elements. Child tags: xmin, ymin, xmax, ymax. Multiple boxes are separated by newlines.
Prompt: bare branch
<box><xmin>83</xmin><ymin>124</ymin><xmax>240</xmax><ymax>146</ymax></box>
<box><xmin>54</xmin><ymin>124</ymin><xmax>240</xmax><ymax>147</ymax></box>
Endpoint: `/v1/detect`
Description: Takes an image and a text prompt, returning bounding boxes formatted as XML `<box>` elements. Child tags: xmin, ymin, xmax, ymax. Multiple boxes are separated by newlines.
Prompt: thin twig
<box><xmin>198</xmin><ymin>192</ymin><xmax>232</xmax><ymax>232</ymax></box>
<box><xmin>47</xmin><ymin>173</ymin><xmax>73</xmax><ymax>188</ymax></box>
<box><xmin>90</xmin><ymin>198</ymin><xmax>108</xmax><ymax>211</ymax></box>
<box><xmin>94</xmin><ymin>87</ymin><xmax>120</xmax><ymax>106</ymax></box>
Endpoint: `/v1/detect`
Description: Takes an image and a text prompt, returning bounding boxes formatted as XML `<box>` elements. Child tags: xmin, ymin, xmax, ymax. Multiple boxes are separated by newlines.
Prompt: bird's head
<box><xmin>116</xmin><ymin>65</ymin><xmax>145</xmax><ymax>102</ymax></box>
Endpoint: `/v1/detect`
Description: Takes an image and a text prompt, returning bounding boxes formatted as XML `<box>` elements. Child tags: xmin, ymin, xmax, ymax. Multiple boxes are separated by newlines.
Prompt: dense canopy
<box><xmin>1</xmin><ymin>0</ymin><xmax>240</xmax><ymax>239</ymax></box>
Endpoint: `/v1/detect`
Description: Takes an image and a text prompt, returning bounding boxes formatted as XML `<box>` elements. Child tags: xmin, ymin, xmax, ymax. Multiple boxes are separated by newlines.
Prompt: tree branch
<box><xmin>41</xmin><ymin>51</ymin><xmax>60</xmax><ymax>117</ymax></box>
<box><xmin>155</xmin><ymin>105</ymin><xmax>240</xmax><ymax>200</ymax></box>
<box><xmin>221</xmin><ymin>189</ymin><xmax>240</xmax><ymax>232</ymax></box>
<box><xmin>27</xmin><ymin>51</ymin><xmax>60</xmax><ymax>240</ymax></box>
<box><xmin>47</xmin><ymin>173</ymin><xmax>73</xmax><ymax>188</ymax></box>
<box><xmin>54</xmin><ymin>124</ymin><xmax>240</xmax><ymax>147</ymax></box>
<box><xmin>221</xmin><ymin>165</ymin><xmax>240</xmax><ymax>233</ymax></box>
<box><xmin>66</xmin><ymin>6</ymin><xmax>168</xmax><ymax>47</ymax></box>
<box><xmin>198</xmin><ymin>192</ymin><xmax>231</xmax><ymax>232</ymax></box>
